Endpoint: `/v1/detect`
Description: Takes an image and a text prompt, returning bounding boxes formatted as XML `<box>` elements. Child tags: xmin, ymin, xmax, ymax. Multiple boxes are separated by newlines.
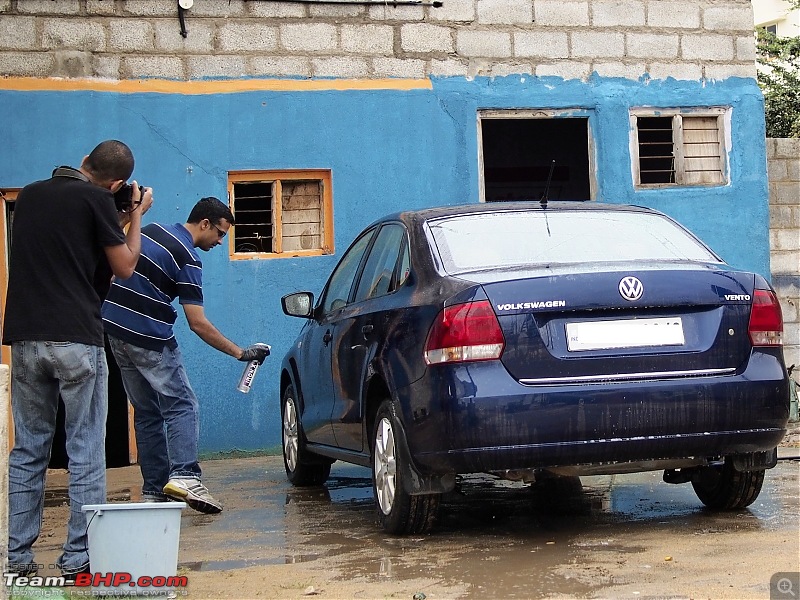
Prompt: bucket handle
<box><xmin>85</xmin><ymin>509</ymin><xmax>102</xmax><ymax>536</ymax></box>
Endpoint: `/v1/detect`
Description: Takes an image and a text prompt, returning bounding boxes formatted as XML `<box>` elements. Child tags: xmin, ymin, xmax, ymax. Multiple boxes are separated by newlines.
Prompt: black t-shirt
<box><xmin>2</xmin><ymin>174</ymin><xmax>126</xmax><ymax>346</ymax></box>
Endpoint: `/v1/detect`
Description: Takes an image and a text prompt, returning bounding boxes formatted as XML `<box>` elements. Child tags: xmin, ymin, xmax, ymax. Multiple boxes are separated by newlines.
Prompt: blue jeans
<box><xmin>8</xmin><ymin>341</ymin><xmax>107</xmax><ymax>574</ymax></box>
<box><xmin>107</xmin><ymin>336</ymin><xmax>201</xmax><ymax>496</ymax></box>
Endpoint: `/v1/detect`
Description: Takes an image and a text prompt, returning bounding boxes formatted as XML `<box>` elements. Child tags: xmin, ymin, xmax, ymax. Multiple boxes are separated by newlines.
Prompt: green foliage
<box><xmin>757</xmin><ymin>28</ymin><xmax>800</xmax><ymax>138</ymax></box>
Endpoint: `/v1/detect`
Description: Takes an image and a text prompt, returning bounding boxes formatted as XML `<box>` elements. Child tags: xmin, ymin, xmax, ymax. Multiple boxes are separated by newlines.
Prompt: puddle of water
<box><xmin>44</xmin><ymin>487</ymin><xmax>130</xmax><ymax>507</ymax></box>
<box><xmin>43</xmin><ymin>489</ymin><xmax>69</xmax><ymax>508</ymax></box>
<box><xmin>181</xmin><ymin>558</ymin><xmax>282</xmax><ymax>571</ymax></box>
<box><xmin>173</xmin><ymin>459</ymin><xmax>798</xmax><ymax>599</ymax></box>
<box><xmin>329</xmin><ymin>532</ymin><xmax>598</xmax><ymax>599</ymax></box>
<box><xmin>181</xmin><ymin>554</ymin><xmax>330</xmax><ymax>571</ymax></box>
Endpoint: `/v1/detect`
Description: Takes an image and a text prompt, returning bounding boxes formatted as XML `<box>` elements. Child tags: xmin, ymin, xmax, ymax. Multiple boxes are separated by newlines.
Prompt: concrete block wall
<box><xmin>0</xmin><ymin>0</ymin><xmax>757</xmax><ymax>81</ymax></box>
<box><xmin>767</xmin><ymin>138</ymin><xmax>800</xmax><ymax>384</ymax></box>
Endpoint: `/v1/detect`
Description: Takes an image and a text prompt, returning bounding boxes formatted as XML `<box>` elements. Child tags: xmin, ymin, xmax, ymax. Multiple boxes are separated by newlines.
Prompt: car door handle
<box><xmin>323</xmin><ymin>330</ymin><xmax>332</xmax><ymax>345</ymax></box>
<box><xmin>361</xmin><ymin>324</ymin><xmax>374</xmax><ymax>336</ymax></box>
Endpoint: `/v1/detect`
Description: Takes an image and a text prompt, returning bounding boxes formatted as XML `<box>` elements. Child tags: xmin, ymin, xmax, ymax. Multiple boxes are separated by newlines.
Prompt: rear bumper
<box><xmin>396</xmin><ymin>349</ymin><xmax>789</xmax><ymax>475</ymax></box>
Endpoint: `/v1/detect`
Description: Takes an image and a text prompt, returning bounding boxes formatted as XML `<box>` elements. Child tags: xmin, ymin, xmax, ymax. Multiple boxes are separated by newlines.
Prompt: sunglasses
<box><xmin>208</xmin><ymin>220</ymin><xmax>226</xmax><ymax>238</ymax></box>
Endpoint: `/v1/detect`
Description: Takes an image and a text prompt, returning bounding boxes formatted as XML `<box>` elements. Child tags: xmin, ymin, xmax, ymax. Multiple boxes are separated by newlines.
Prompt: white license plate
<box><xmin>566</xmin><ymin>317</ymin><xmax>685</xmax><ymax>352</ymax></box>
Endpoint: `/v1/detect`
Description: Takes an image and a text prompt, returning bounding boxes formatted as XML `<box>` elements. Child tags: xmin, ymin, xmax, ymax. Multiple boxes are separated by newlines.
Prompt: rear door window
<box><xmin>353</xmin><ymin>223</ymin><xmax>407</xmax><ymax>303</ymax></box>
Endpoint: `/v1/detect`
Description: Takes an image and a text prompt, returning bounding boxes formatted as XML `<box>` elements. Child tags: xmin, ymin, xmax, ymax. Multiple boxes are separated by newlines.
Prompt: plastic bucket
<box><xmin>82</xmin><ymin>502</ymin><xmax>186</xmax><ymax>595</ymax></box>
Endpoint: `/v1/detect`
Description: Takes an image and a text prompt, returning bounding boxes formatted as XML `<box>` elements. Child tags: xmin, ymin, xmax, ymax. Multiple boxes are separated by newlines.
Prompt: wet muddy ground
<box><xmin>26</xmin><ymin>445</ymin><xmax>800</xmax><ymax>599</ymax></box>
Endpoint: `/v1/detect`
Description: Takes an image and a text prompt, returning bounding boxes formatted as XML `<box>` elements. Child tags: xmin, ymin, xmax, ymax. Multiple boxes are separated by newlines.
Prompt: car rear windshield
<box><xmin>427</xmin><ymin>209</ymin><xmax>721</xmax><ymax>274</ymax></box>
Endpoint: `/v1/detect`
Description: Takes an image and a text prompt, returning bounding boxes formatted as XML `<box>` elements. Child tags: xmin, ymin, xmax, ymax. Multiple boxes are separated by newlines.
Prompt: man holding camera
<box><xmin>3</xmin><ymin>140</ymin><xmax>153</xmax><ymax>577</ymax></box>
<box><xmin>101</xmin><ymin>197</ymin><xmax>269</xmax><ymax>514</ymax></box>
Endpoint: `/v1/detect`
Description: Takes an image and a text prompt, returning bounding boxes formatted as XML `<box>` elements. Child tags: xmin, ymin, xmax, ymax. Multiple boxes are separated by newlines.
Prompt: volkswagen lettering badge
<box><xmin>619</xmin><ymin>276</ymin><xmax>644</xmax><ymax>301</ymax></box>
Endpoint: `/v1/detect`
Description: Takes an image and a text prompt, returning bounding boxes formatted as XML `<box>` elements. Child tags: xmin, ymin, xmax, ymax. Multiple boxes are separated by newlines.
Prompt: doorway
<box><xmin>0</xmin><ymin>189</ymin><xmax>134</xmax><ymax>467</ymax></box>
<box><xmin>479</xmin><ymin>111</ymin><xmax>594</xmax><ymax>202</ymax></box>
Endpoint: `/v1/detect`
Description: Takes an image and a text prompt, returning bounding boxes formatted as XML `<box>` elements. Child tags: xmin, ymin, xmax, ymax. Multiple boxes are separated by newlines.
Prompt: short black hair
<box><xmin>187</xmin><ymin>197</ymin><xmax>235</xmax><ymax>226</ymax></box>
<box><xmin>84</xmin><ymin>140</ymin><xmax>134</xmax><ymax>182</ymax></box>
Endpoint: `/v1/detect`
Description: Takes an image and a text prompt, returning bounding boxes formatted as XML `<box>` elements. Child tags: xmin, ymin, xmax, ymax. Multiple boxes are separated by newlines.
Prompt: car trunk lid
<box><xmin>465</xmin><ymin>264</ymin><xmax>756</xmax><ymax>383</ymax></box>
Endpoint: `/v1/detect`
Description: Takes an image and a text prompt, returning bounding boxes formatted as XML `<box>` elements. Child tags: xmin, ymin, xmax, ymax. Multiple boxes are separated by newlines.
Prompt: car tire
<box><xmin>691</xmin><ymin>458</ymin><xmax>764</xmax><ymax>510</ymax></box>
<box><xmin>372</xmin><ymin>400</ymin><xmax>439</xmax><ymax>535</ymax></box>
<box><xmin>282</xmin><ymin>384</ymin><xmax>332</xmax><ymax>486</ymax></box>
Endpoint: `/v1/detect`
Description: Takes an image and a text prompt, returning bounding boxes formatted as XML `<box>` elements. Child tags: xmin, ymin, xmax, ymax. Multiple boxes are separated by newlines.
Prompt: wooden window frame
<box><xmin>630</xmin><ymin>107</ymin><xmax>730</xmax><ymax>188</ymax></box>
<box><xmin>227</xmin><ymin>169</ymin><xmax>334</xmax><ymax>260</ymax></box>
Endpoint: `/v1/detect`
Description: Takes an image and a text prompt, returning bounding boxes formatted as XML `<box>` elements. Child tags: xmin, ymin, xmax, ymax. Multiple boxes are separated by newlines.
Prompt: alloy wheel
<box><xmin>374</xmin><ymin>416</ymin><xmax>397</xmax><ymax>515</ymax></box>
<box><xmin>283</xmin><ymin>398</ymin><xmax>299</xmax><ymax>473</ymax></box>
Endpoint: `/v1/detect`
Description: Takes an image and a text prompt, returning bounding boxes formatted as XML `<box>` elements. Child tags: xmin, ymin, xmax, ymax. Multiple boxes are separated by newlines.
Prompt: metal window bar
<box><xmin>232</xmin><ymin>181</ymin><xmax>274</xmax><ymax>253</ymax></box>
<box><xmin>637</xmin><ymin>116</ymin><xmax>675</xmax><ymax>184</ymax></box>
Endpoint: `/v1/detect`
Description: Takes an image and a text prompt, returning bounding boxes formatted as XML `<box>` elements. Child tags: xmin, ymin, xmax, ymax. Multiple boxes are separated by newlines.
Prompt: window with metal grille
<box><xmin>228</xmin><ymin>170</ymin><xmax>333</xmax><ymax>258</ymax></box>
<box><xmin>632</xmin><ymin>110</ymin><xmax>728</xmax><ymax>187</ymax></box>
<box><xmin>637</xmin><ymin>116</ymin><xmax>675</xmax><ymax>184</ymax></box>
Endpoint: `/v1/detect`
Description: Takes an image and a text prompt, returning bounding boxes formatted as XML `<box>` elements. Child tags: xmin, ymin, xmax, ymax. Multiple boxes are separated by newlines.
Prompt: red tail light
<box><xmin>424</xmin><ymin>300</ymin><xmax>505</xmax><ymax>365</ymax></box>
<box><xmin>748</xmin><ymin>289</ymin><xmax>783</xmax><ymax>346</ymax></box>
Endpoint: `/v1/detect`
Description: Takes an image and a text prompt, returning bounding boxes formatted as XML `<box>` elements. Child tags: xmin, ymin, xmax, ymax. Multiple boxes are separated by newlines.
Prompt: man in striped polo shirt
<box><xmin>101</xmin><ymin>197</ymin><xmax>269</xmax><ymax>513</ymax></box>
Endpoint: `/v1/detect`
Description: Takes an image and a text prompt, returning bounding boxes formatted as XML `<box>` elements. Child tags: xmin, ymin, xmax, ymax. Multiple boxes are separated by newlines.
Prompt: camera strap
<box><xmin>52</xmin><ymin>166</ymin><xmax>89</xmax><ymax>183</ymax></box>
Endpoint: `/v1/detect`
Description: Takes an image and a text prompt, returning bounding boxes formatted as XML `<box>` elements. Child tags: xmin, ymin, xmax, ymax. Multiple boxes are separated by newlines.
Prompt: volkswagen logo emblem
<box><xmin>619</xmin><ymin>276</ymin><xmax>644</xmax><ymax>301</ymax></box>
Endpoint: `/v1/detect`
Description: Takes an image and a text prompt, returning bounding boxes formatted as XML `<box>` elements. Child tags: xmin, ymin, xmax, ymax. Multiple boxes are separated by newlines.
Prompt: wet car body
<box><xmin>405</xmin><ymin>265</ymin><xmax>787</xmax><ymax>474</ymax></box>
<box><xmin>280</xmin><ymin>202</ymin><xmax>790</xmax><ymax>533</ymax></box>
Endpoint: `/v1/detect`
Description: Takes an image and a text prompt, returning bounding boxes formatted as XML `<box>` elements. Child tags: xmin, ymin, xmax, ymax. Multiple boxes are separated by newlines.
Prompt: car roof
<box><xmin>374</xmin><ymin>201</ymin><xmax>659</xmax><ymax>227</ymax></box>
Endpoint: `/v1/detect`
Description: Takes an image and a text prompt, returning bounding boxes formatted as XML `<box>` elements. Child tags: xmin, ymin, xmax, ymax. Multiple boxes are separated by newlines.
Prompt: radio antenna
<box><xmin>540</xmin><ymin>160</ymin><xmax>556</xmax><ymax>208</ymax></box>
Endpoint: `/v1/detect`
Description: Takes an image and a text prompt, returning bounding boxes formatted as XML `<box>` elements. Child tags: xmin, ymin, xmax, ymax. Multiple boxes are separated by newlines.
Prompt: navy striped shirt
<box><xmin>102</xmin><ymin>223</ymin><xmax>202</xmax><ymax>351</ymax></box>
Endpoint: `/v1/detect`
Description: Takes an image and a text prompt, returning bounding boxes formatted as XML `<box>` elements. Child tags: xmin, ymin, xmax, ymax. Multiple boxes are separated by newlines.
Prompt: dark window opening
<box><xmin>4</xmin><ymin>194</ymin><xmax>14</xmax><ymax>238</ymax></box>
<box><xmin>481</xmin><ymin>117</ymin><xmax>591</xmax><ymax>202</ymax></box>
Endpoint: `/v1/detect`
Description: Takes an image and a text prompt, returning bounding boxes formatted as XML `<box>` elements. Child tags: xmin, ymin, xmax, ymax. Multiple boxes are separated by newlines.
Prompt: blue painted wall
<box><xmin>0</xmin><ymin>74</ymin><xmax>769</xmax><ymax>454</ymax></box>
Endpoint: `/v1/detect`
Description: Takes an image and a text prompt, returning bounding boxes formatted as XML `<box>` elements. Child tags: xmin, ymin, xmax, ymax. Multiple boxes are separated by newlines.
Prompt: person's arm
<box><xmin>182</xmin><ymin>303</ymin><xmax>244</xmax><ymax>359</ymax></box>
<box><xmin>104</xmin><ymin>183</ymin><xmax>154</xmax><ymax>279</ymax></box>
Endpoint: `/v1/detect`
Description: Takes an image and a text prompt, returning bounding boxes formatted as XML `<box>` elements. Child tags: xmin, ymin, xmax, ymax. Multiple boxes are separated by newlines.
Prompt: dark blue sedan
<box><xmin>280</xmin><ymin>202</ymin><xmax>790</xmax><ymax>534</ymax></box>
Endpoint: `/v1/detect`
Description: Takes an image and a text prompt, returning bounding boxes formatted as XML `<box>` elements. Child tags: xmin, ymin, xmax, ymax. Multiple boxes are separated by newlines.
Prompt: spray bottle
<box><xmin>237</xmin><ymin>343</ymin><xmax>271</xmax><ymax>394</ymax></box>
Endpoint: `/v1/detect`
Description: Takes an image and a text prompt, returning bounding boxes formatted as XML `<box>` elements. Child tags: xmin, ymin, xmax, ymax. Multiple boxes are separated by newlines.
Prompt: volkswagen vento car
<box><xmin>279</xmin><ymin>202</ymin><xmax>789</xmax><ymax>534</ymax></box>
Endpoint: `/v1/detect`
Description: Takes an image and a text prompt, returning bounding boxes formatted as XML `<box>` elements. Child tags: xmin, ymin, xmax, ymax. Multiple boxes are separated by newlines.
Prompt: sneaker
<box><xmin>142</xmin><ymin>491</ymin><xmax>174</xmax><ymax>503</ymax></box>
<box><xmin>163</xmin><ymin>477</ymin><xmax>222</xmax><ymax>514</ymax></box>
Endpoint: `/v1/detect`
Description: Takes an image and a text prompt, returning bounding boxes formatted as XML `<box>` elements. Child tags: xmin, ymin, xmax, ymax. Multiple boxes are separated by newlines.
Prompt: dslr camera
<box><xmin>114</xmin><ymin>183</ymin><xmax>145</xmax><ymax>213</ymax></box>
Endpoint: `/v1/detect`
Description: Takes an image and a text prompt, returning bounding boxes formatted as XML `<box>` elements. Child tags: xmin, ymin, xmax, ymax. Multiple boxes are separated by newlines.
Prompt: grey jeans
<box><xmin>8</xmin><ymin>340</ymin><xmax>108</xmax><ymax>574</ymax></box>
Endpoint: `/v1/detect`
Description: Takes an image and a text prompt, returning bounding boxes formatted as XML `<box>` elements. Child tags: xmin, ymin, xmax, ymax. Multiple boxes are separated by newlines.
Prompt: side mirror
<box><xmin>281</xmin><ymin>292</ymin><xmax>314</xmax><ymax>318</ymax></box>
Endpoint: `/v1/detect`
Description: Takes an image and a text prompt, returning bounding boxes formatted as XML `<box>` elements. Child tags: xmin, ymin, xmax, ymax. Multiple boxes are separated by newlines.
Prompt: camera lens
<box><xmin>113</xmin><ymin>183</ymin><xmax>134</xmax><ymax>213</ymax></box>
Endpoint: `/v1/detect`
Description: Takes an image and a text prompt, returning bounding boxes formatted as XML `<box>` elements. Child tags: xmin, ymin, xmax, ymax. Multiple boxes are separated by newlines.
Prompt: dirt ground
<box><xmin>19</xmin><ymin>424</ymin><xmax>800</xmax><ymax>600</ymax></box>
